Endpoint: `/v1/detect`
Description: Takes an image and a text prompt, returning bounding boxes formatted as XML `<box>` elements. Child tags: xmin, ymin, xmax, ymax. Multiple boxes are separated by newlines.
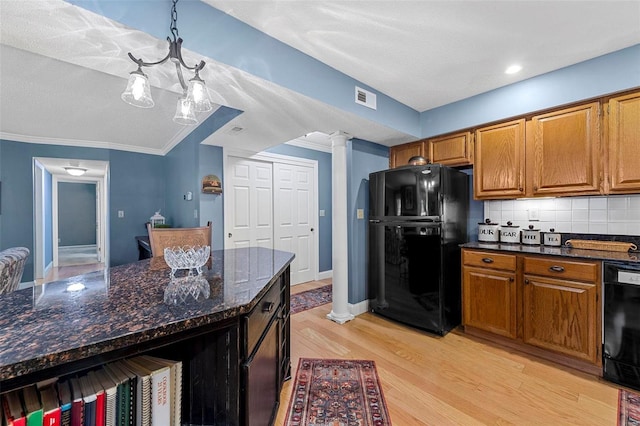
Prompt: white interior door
<box><xmin>274</xmin><ymin>163</ymin><xmax>316</xmax><ymax>285</ymax></box>
<box><xmin>225</xmin><ymin>157</ymin><xmax>273</xmax><ymax>250</ymax></box>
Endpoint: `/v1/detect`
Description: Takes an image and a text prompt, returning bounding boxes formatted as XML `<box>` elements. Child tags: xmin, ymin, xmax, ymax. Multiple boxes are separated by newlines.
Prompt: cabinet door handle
<box><xmin>228</xmin><ymin>233</ymin><xmax>232</xmax><ymax>238</ymax></box>
<box><xmin>482</xmin><ymin>257</ymin><xmax>494</xmax><ymax>264</ymax></box>
<box><xmin>518</xmin><ymin>187</ymin><xmax>523</xmax><ymax>192</ymax></box>
<box><xmin>262</xmin><ymin>301</ymin><xmax>275</xmax><ymax>313</ymax></box>
<box><xmin>509</xmin><ymin>277</ymin><xmax>514</xmax><ymax>282</ymax></box>
<box><xmin>525</xmin><ymin>279</ymin><xmax>530</xmax><ymax>284</ymax></box>
<box><xmin>549</xmin><ymin>266</ymin><xmax>565</xmax><ymax>273</ymax></box>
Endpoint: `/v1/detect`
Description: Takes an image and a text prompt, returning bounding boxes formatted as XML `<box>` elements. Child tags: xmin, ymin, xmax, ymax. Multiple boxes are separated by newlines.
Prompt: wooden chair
<box><xmin>0</xmin><ymin>247</ymin><xmax>30</xmax><ymax>295</ymax></box>
<box><xmin>146</xmin><ymin>222</ymin><xmax>213</xmax><ymax>258</ymax></box>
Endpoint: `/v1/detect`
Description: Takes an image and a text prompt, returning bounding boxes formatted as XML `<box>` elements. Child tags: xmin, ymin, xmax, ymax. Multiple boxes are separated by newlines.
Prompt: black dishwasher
<box><xmin>603</xmin><ymin>261</ymin><xmax>640</xmax><ymax>391</ymax></box>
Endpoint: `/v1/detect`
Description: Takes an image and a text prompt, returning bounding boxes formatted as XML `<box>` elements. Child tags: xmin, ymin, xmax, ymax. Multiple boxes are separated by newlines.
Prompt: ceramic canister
<box><xmin>478</xmin><ymin>219</ymin><xmax>500</xmax><ymax>242</ymax></box>
<box><xmin>500</xmin><ymin>221</ymin><xmax>520</xmax><ymax>244</ymax></box>
<box><xmin>543</xmin><ymin>228</ymin><xmax>562</xmax><ymax>246</ymax></box>
<box><xmin>521</xmin><ymin>224</ymin><xmax>541</xmax><ymax>245</ymax></box>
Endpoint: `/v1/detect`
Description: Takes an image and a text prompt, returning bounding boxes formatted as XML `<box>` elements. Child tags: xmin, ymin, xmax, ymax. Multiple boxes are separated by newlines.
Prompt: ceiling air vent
<box><xmin>228</xmin><ymin>126</ymin><xmax>244</xmax><ymax>134</ymax></box>
<box><xmin>355</xmin><ymin>86</ymin><xmax>377</xmax><ymax>110</ymax></box>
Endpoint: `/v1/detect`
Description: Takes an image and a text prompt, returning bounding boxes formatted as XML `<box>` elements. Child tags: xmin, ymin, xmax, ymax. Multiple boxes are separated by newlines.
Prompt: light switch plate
<box><xmin>357</xmin><ymin>209</ymin><xmax>364</xmax><ymax>219</ymax></box>
<box><xmin>319</xmin><ymin>209</ymin><xmax>325</xmax><ymax>217</ymax></box>
<box><xmin>118</xmin><ymin>210</ymin><xmax>124</xmax><ymax>218</ymax></box>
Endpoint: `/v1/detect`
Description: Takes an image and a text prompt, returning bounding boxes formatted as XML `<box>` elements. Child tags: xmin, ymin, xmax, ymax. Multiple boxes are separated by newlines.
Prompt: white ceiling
<box><xmin>1</xmin><ymin>1</ymin><xmax>639</xmax><ymax>159</ymax></box>
<box><xmin>205</xmin><ymin>1</ymin><xmax>640</xmax><ymax>112</ymax></box>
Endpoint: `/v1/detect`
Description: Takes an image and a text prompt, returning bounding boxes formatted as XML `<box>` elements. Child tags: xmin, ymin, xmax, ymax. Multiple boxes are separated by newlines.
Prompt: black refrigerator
<box><xmin>368</xmin><ymin>164</ymin><xmax>469</xmax><ymax>336</ymax></box>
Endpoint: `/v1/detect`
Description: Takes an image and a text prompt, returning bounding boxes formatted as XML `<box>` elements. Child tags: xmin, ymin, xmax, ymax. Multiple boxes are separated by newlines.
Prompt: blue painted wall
<box><xmin>164</xmin><ymin>106</ymin><xmax>241</xmax><ymax>242</ymax></box>
<box><xmin>265</xmin><ymin>144</ymin><xmax>333</xmax><ymax>273</ymax></box>
<box><xmin>0</xmin><ymin>140</ymin><xmax>166</xmax><ymax>280</ymax></box>
<box><xmin>68</xmin><ymin>0</ymin><xmax>420</xmax><ymax>137</ymax></box>
<box><xmin>58</xmin><ymin>182</ymin><xmax>97</xmax><ymax>246</ymax></box>
<box><xmin>165</xmin><ymin>136</ymin><xmax>199</xmax><ymax>228</ymax></box>
<box><xmin>107</xmin><ymin>149</ymin><xmax>167</xmax><ymax>267</ymax></box>
<box><xmin>346</xmin><ymin>139</ymin><xmax>389</xmax><ymax>304</ymax></box>
<box><xmin>421</xmin><ymin>44</ymin><xmax>640</xmax><ymax>137</ymax></box>
<box><xmin>198</xmin><ymin>144</ymin><xmax>224</xmax><ymax>250</ymax></box>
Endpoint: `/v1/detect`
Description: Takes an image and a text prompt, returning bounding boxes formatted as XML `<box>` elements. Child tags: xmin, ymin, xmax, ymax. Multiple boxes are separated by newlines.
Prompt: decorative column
<box><xmin>327</xmin><ymin>131</ymin><xmax>354</xmax><ymax>324</ymax></box>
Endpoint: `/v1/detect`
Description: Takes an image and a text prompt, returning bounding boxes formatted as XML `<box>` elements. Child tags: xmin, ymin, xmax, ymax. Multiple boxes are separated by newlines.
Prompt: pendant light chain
<box><xmin>121</xmin><ymin>0</ymin><xmax>214</xmax><ymax>124</ymax></box>
<box><xmin>170</xmin><ymin>0</ymin><xmax>179</xmax><ymax>41</ymax></box>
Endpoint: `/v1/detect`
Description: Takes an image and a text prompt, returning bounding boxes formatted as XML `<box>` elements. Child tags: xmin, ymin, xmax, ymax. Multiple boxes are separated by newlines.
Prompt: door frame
<box><xmin>224</xmin><ymin>149</ymin><xmax>319</xmax><ymax>282</ymax></box>
<box><xmin>52</xmin><ymin>176</ymin><xmax>106</xmax><ymax>267</ymax></box>
<box><xmin>32</xmin><ymin>157</ymin><xmax>109</xmax><ymax>282</ymax></box>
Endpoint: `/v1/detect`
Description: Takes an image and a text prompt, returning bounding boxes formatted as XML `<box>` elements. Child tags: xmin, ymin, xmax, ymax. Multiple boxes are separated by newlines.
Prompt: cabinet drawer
<box><xmin>246</xmin><ymin>283</ymin><xmax>281</xmax><ymax>356</ymax></box>
<box><xmin>463</xmin><ymin>250</ymin><xmax>516</xmax><ymax>271</ymax></box>
<box><xmin>524</xmin><ymin>257</ymin><xmax>598</xmax><ymax>282</ymax></box>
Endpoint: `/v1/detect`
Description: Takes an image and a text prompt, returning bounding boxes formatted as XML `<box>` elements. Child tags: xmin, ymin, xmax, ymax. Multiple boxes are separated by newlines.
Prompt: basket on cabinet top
<box><xmin>565</xmin><ymin>239</ymin><xmax>638</xmax><ymax>252</ymax></box>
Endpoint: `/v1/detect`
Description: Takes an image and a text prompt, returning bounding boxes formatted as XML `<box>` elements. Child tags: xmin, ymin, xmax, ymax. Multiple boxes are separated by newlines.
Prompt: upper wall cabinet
<box><xmin>474</xmin><ymin>119</ymin><xmax>526</xmax><ymax>199</ymax></box>
<box><xmin>428</xmin><ymin>131</ymin><xmax>473</xmax><ymax>167</ymax></box>
<box><xmin>607</xmin><ymin>92</ymin><xmax>640</xmax><ymax>194</ymax></box>
<box><xmin>529</xmin><ymin>102</ymin><xmax>601</xmax><ymax>197</ymax></box>
<box><xmin>474</xmin><ymin>103</ymin><xmax>603</xmax><ymax>200</ymax></box>
<box><xmin>389</xmin><ymin>140</ymin><xmax>427</xmax><ymax>168</ymax></box>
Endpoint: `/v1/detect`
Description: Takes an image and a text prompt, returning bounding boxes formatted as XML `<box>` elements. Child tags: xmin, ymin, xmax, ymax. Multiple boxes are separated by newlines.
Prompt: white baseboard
<box><xmin>19</xmin><ymin>281</ymin><xmax>35</xmax><ymax>290</ymax></box>
<box><xmin>317</xmin><ymin>270</ymin><xmax>333</xmax><ymax>280</ymax></box>
<box><xmin>44</xmin><ymin>261</ymin><xmax>53</xmax><ymax>277</ymax></box>
<box><xmin>349</xmin><ymin>299</ymin><xmax>369</xmax><ymax>317</ymax></box>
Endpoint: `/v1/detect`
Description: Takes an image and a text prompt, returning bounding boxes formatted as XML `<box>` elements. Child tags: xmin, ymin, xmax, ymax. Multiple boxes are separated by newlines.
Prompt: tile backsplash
<box><xmin>484</xmin><ymin>195</ymin><xmax>640</xmax><ymax>236</ymax></box>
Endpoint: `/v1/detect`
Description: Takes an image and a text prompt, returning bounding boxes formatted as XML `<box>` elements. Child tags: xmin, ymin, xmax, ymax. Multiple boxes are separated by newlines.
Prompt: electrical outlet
<box><xmin>357</xmin><ymin>209</ymin><xmax>364</xmax><ymax>219</ymax></box>
<box><xmin>319</xmin><ymin>210</ymin><xmax>325</xmax><ymax>217</ymax></box>
<box><xmin>118</xmin><ymin>210</ymin><xmax>124</xmax><ymax>218</ymax></box>
<box><xmin>194</xmin><ymin>209</ymin><xmax>198</xmax><ymax>219</ymax></box>
<box><xmin>528</xmin><ymin>208</ymin><xmax>539</xmax><ymax>221</ymax></box>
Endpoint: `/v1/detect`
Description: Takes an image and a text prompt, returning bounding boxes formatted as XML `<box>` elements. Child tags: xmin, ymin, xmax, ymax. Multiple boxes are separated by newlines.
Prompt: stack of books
<box><xmin>1</xmin><ymin>355</ymin><xmax>182</xmax><ymax>426</ymax></box>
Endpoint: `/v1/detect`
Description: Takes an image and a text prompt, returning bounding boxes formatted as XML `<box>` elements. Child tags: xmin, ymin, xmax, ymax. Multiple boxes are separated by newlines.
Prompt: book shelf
<box><xmin>0</xmin><ymin>247</ymin><xmax>292</xmax><ymax>426</ymax></box>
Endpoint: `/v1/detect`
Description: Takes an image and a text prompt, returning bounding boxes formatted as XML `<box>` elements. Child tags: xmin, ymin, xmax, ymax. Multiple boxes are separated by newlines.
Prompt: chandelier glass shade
<box><xmin>120</xmin><ymin>0</ymin><xmax>213</xmax><ymax>125</ymax></box>
<box><xmin>121</xmin><ymin>67</ymin><xmax>154</xmax><ymax>108</ymax></box>
<box><xmin>173</xmin><ymin>97</ymin><xmax>198</xmax><ymax>125</ymax></box>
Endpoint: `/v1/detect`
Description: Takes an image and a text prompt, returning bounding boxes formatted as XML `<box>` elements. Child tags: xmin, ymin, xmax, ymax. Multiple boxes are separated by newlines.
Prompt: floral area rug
<box><xmin>284</xmin><ymin>358</ymin><xmax>392</xmax><ymax>426</ymax></box>
<box><xmin>290</xmin><ymin>284</ymin><xmax>332</xmax><ymax>314</ymax></box>
<box><xmin>619</xmin><ymin>389</ymin><xmax>640</xmax><ymax>425</ymax></box>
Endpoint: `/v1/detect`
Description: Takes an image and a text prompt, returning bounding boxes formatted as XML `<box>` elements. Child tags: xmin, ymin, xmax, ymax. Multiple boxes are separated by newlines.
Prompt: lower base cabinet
<box><xmin>462</xmin><ymin>249</ymin><xmax>601</xmax><ymax>372</ymax></box>
<box><xmin>522</xmin><ymin>274</ymin><xmax>598</xmax><ymax>363</ymax></box>
<box><xmin>244</xmin><ymin>317</ymin><xmax>280</xmax><ymax>426</ymax></box>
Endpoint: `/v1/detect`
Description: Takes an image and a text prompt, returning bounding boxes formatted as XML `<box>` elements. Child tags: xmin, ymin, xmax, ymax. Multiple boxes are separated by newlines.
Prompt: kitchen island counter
<box><xmin>0</xmin><ymin>246</ymin><xmax>294</xmax><ymax>424</ymax></box>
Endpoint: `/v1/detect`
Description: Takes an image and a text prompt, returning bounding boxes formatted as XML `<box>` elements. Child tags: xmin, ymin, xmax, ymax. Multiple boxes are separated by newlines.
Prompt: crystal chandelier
<box><xmin>121</xmin><ymin>0</ymin><xmax>213</xmax><ymax>125</ymax></box>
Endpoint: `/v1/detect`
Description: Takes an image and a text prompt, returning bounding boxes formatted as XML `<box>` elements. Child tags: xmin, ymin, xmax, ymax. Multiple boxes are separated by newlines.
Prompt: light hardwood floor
<box><xmin>277</xmin><ymin>281</ymin><xmax>621</xmax><ymax>425</ymax></box>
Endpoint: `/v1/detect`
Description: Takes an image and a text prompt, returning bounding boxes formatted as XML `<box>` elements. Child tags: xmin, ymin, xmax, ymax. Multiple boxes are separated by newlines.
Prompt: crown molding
<box><xmin>0</xmin><ymin>132</ymin><xmax>165</xmax><ymax>156</ymax></box>
<box><xmin>285</xmin><ymin>137</ymin><xmax>332</xmax><ymax>153</ymax></box>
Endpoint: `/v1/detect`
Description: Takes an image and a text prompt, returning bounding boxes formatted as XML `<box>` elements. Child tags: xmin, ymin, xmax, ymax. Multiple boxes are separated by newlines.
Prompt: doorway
<box><xmin>33</xmin><ymin>157</ymin><xmax>109</xmax><ymax>283</ymax></box>
<box><xmin>224</xmin><ymin>150</ymin><xmax>318</xmax><ymax>286</ymax></box>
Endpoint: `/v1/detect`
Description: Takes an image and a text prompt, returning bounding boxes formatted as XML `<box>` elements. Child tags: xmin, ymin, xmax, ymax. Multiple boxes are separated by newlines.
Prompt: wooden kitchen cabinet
<box><xmin>607</xmin><ymin>91</ymin><xmax>640</xmax><ymax>193</ymax></box>
<box><xmin>462</xmin><ymin>251</ymin><xmax>517</xmax><ymax>339</ymax></box>
<box><xmin>428</xmin><ymin>131</ymin><xmax>473</xmax><ymax>167</ymax></box>
<box><xmin>461</xmin><ymin>249</ymin><xmax>601</xmax><ymax>371</ymax></box>
<box><xmin>474</xmin><ymin>119</ymin><xmax>526</xmax><ymax>199</ymax></box>
<box><xmin>474</xmin><ymin>102</ymin><xmax>601</xmax><ymax>199</ymax></box>
<box><xmin>389</xmin><ymin>140</ymin><xmax>427</xmax><ymax>168</ymax></box>
<box><xmin>529</xmin><ymin>102</ymin><xmax>602</xmax><ymax>196</ymax></box>
<box><xmin>522</xmin><ymin>257</ymin><xmax>600</xmax><ymax>365</ymax></box>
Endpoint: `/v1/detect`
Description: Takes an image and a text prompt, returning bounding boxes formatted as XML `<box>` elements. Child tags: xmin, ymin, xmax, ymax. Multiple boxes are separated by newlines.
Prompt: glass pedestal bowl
<box><xmin>163</xmin><ymin>245</ymin><xmax>210</xmax><ymax>278</ymax></box>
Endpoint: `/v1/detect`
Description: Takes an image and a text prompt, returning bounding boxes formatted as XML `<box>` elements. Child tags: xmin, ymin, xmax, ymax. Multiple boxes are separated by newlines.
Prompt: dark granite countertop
<box><xmin>461</xmin><ymin>242</ymin><xmax>640</xmax><ymax>263</ymax></box>
<box><xmin>0</xmin><ymin>247</ymin><xmax>294</xmax><ymax>382</ymax></box>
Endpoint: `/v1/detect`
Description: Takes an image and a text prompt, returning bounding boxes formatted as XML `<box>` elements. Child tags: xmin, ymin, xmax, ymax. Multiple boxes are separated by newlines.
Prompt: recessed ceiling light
<box><xmin>505</xmin><ymin>64</ymin><xmax>522</xmax><ymax>75</ymax></box>
<box><xmin>64</xmin><ymin>166</ymin><xmax>87</xmax><ymax>176</ymax></box>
